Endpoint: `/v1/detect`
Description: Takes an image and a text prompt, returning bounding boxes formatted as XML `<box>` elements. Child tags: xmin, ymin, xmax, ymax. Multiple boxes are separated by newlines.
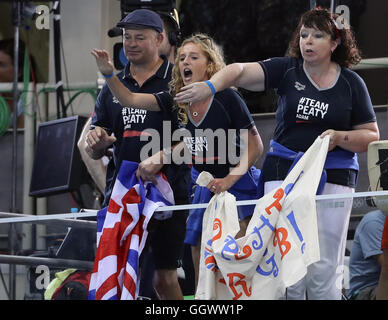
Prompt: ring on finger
<box><xmin>211</xmin><ymin>185</ymin><xmax>216</xmax><ymax>190</ymax></box>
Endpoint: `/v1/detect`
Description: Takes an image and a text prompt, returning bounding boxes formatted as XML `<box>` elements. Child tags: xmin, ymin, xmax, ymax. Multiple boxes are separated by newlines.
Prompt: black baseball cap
<box><xmin>116</xmin><ymin>9</ymin><xmax>163</xmax><ymax>33</ymax></box>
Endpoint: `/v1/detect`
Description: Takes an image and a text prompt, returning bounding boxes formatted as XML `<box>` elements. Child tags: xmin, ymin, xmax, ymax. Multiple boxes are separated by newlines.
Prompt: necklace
<box><xmin>188</xmin><ymin>102</ymin><xmax>199</xmax><ymax>117</ymax></box>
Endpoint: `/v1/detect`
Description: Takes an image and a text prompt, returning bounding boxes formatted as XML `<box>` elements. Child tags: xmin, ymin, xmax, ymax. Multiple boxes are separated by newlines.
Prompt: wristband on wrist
<box><xmin>102</xmin><ymin>72</ymin><xmax>114</xmax><ymax>79</ymax></box>
<box><xmin>204</xmin><ymin>80</ymin><xmax>216</xmax><ymax>95</ymax></box>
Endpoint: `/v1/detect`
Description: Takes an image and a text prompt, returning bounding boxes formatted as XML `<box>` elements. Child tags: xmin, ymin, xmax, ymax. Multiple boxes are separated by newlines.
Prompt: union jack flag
<box><xmin>88</xmin><ymin>161</ymin><xmax>174</xmax><ymax>300</ymax></box>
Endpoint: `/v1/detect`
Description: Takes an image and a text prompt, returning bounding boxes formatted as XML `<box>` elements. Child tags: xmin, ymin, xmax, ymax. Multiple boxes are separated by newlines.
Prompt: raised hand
<box><xmin>91</xmin><ymin>49</ymin><xmax>114</xmax><ymax>76</ymax></box>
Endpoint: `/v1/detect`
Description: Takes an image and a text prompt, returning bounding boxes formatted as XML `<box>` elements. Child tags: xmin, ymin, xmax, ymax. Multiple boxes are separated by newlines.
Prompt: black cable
<box><xmin>60</xmin><ymin>34</ymin><xmax>74</xmax><ymax>116</ymax></box>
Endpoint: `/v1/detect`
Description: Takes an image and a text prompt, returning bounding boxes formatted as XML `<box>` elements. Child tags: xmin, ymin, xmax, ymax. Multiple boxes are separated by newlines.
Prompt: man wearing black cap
<box><xmin>85</xmin><ymin>9</ymin><xmax>189</xmax><ymax>300</ymax></box>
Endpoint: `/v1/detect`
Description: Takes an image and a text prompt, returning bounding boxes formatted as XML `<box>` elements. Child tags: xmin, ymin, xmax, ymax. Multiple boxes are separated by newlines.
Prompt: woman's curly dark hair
<box><xmin>286</xmin><ymin>8</ymin><xmax>362</xmax><ymax>68</ymax></box>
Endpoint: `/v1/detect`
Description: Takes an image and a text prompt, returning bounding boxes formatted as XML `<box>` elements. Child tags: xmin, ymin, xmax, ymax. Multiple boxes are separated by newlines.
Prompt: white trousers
<box><xmin>264</xmin><ymin>181</ymin><xmax>354</xmax><ymax>300</ymax></box>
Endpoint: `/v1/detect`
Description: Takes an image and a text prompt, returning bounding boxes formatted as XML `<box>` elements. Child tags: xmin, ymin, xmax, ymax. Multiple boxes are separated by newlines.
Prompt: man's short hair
<box><xmin>159</xmin><ymin>12</ymin><xmax>181</xmax><ymax>46</ymax></box>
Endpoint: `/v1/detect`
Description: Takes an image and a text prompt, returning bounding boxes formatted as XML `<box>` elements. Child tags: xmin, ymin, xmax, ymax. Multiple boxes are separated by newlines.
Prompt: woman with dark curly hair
<box><xmin>175</xmin><ymin>8</ymin><xmax>380</xmax><ymax>300</ymax></box>
<box><xmin>286</xmin><ymin>9</ymin><xmax>362</xmax><ymax>68</ymax></box>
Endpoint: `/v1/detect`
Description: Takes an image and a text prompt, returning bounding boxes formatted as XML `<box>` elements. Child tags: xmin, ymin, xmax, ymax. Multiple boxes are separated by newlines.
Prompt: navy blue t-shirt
<box><xmin>259</xmin><ymin>57</ymin><xmax>376</xmax><ymax>186</ymax></box>
<box><xmin>155</xmin><ymin>88</ymin><xmax>255</xmax><ymax>178</ymax></box>
<box><xmin>347</xmin><ymin>209</ymin><xmax>385</xmax><ymax>298</ymax></box>
<box><xmin>91</xmin><ymin>56</ymin><xmax>189</xmax><ymax>203</ymax></box>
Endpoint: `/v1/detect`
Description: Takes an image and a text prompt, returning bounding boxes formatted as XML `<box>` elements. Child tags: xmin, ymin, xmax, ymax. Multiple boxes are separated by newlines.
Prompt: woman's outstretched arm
<box><xmin>174</xmin><ymin>62</ymin><xmax>266</xmax><ymax>104</ymax></box>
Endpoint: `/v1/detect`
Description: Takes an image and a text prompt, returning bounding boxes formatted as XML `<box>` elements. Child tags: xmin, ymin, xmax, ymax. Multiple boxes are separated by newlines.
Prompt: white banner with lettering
<box><xmin>196</xmin><ymin>136</ymin><xmax>329</xmax><ymax>300</ymax></box>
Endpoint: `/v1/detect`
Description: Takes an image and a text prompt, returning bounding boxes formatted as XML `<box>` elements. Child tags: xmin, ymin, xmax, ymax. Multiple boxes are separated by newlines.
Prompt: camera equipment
<box><xmin>159</xmin><ymin>9</ymin><xmax>181</xmax><ymax>46</ymax></box>
<box><xmin>120</xmin><ymin>0</ymin><xmax>176</xmax><ymax>16</ymax></box>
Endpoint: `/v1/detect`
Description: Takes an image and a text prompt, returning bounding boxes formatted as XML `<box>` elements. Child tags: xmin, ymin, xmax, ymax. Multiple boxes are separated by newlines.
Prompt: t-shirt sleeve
<box><xmin>153</xmin><ymin>90</ymin><xmax>174</xmax><ymax>113</ymax></box>
<box><xmin>349</xmin><ymin>72</ymin><xmax>376</xmax><ymax>126</ymax></box>
<box><xmin>217</xmin><ymin>88</ymin><xmax>255</xmax><ymax>130</ymax></box>
<box><xmin>258</xmin><ymin>57</ymin><xmax>296</xmax><ymax>90</ymax></box>
<box><xmin>91</xmin><ymin>84</ymin><xmax>112</xmax><ymax>135</ymax></box>
<box><xmin>153</xmin><ymin>90</ymin><xmax>181</xmax><ymax>132</ymax></box>
<box><xmin>358</xmin><ymin>218</ymin><xmax>384</xmax><ymax>259</ymax></box>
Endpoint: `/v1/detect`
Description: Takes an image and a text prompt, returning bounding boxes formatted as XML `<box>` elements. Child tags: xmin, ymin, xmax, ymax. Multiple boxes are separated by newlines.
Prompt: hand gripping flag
<box><xmin>88</xmin><ymin>161</ymin><xmax>174</xmax><ymax>300</ymax></box>
<box><xmin>196</xmin><ymin>136</ymin><xmax>329</xmax><ymax>300</ymax></box>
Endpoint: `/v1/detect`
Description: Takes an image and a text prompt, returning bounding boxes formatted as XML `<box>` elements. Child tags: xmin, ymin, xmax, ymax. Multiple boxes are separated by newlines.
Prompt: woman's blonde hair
<box><xmin>169</xmin><ymin>33</ymin><xmax>226</xmax><ymax>124</ymax></box>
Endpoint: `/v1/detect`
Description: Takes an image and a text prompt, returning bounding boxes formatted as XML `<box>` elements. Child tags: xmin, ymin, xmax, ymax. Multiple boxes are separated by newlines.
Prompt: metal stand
<box><xmin>52</xmin><ymin>1</ymin><xmax>66</xmax><ymax>119</ymax></box>
<box><xmin>9</xmin><ymin>0</ymin><xmax>23</xmax><ymax>301</ymax></box>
